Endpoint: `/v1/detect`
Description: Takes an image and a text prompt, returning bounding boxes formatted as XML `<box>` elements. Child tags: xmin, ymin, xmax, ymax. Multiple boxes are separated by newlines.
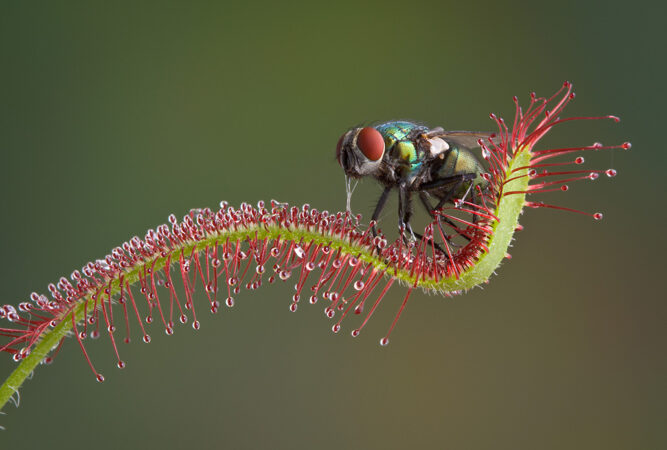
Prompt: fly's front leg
<box><xmin>370</xmin><ymin>186</ymin><xmax>392</xmax><ymax>238</ymax></box>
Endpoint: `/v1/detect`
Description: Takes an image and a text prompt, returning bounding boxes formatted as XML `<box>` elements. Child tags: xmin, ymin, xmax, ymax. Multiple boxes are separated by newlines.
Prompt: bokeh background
<box><xmin>1</xmin><ymin>1</ymin><xmax>664</xmax><ymax>449</ymax></box>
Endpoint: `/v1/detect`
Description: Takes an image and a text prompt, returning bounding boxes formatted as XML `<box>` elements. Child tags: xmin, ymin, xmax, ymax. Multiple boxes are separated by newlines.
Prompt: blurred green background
<box><xmin>1</xmin><ymin>1</ymin><xmax>664</xmax><ymax>448</ymax></box>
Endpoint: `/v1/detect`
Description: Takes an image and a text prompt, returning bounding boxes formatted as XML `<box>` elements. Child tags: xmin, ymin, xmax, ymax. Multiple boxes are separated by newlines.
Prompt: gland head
<box><xmin>335</xmin><ymin>126</ymin><xmax>385</xmax><ymax>178</ymax></box>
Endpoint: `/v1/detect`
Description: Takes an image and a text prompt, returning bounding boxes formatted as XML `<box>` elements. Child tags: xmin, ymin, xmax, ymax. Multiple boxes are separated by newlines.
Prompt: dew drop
<box><xmin>588</xmin><ymin>172</ymin><xmax>599</xmax><ymax>180</ymax></box>
<box><xmin>117</xmin><ymin>361</ymin><xmax>126</xmax><ymax>369</ymax></box>
<box><xmin>293</xmin><ymin>246</ymin><xmax>305</xmax><ymax>259</ymax></box>
<box><xmin>622</xmin><ymin>142</ymin><xmax>631</xmax><ymax>150</ymax></box>
<box><xmin>594</xmin><ymin>213</ymin><xmax>603</xmax><ymax>220</ymax></box>
<box><xmin>351</xmin><ymin>329</ymin><xmax>360</xmax><ymax>337</ymax></box>
<box><xmin>575</xmin><ymin>157</ymin><xmax>585</xmax><ymax>164</ymax></box>
<box><xmin>380</xmin><ymin>337</ymin><xmax>389</xmax><ymax>346</ymax></box>
<box><xmin>165</xmin><ymin>327</ymin><xmax>174</xmax><ymax>335</ymax></box>
<box><xmin>325</xmin><ymin>308</ymin><xmax>335</xmax><ymax>319</ymax></box>
<box><xmin>279</xmin><ymin>270</ymin><xmax>291</xmax><ymax>281</ymax></box>
<box><xmin>143</xmin><ymin>334</ymin><xmax>151</xmax><ymax>343</ymax></box>
<box><xmin>256</xmin><ymin>265</ymin><xmax>265</xmax><ymax>274</ymax></box>
<box><xmin>91</xmin><ymin>331</ymin><xmax>101</xmax><ymax>339</ymax></box>
<box><xmin>560</xmin><ymin>185</ymin><xmax>569</xmax><ymax>191</ymax></box>
<box><xmin>145</xmin><ymin>315</ymin><xmax>153</xmax><ymax>324</ymax></box>
<box><xmin>606</xmin><ymin>169</ymin><xmax>617</xmax><ymax>177</ymax></box>
<box><xmin>233</xmin><ymin>286</ymin><xmax>240</xmax><ymax>294</ymax></box>
<box><xmin>309</xmin><ymin>295</ymin><xmax>318</xmax><ymax>304</ymax></box>
<box><xmin>292</xmin><ymin>294</ymin><xmax>300</xmax><ymax>302</ymax></box>
<box><xmin>192</xmin><ymin>321</ymin><xmax>200</xmax><ymax>330</ymax></box>
<box><xmin>354</xmin><ymin>280</ymin><xmax>365</xmax><ymax>291</ymax></box>
<box><xmin>305</xmin><ymin>262</ymin><xmax>315</xmax><ymax>271</ymax></box>
<box><xmin>332</xmin><ymin>324</ymin><xmax>340</xmax><ymax>333</ymax></box>
<box><xmin>96</xmin><ymin>374</ymin><xmax>105</xmax><ymax>383</ymax></box>
<box><xmin>226</xmin><ymin>297</ymin><xmax>235</xmax><ymax>307</ymax></box>
<box><xmin>289</xmin><ymin>303</ymin><xmax>298</xmax><ymax>312</ymax></box>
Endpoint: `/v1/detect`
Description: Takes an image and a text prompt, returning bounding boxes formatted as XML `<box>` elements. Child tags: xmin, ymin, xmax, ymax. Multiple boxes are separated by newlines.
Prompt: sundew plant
<box><xmin>0</xmin><ymin>83</ymin><xmax>629</xmax><ymax>413</ymax></box>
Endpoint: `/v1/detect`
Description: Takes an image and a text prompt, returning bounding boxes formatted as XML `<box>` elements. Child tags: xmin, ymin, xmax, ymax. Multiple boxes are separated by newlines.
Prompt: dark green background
<box><xmin>1</xmin><ymin>1</ymin><xmax>664</xmax><ymax>449</ymax></box>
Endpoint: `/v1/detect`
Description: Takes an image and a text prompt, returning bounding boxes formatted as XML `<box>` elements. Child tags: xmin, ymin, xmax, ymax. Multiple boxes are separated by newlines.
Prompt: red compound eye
<box><xmin>357</xmin><ymin>127</ymin><xmax>385</xmax><ymax>161</ymax></box>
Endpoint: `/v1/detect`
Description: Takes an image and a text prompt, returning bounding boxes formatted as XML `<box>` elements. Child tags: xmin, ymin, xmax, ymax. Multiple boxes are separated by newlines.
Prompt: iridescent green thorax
<box><xmin>375</xmin><ymin>121</ymin><xmax>428</xmax><ymax>173</ymax></box>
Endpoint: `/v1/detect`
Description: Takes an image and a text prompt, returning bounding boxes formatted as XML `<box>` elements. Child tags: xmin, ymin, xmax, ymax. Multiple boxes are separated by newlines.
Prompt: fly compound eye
<box><xmin>357</xmin><ymin>127</ymin><xmax>385</xmax><ymax>161</ymax></box>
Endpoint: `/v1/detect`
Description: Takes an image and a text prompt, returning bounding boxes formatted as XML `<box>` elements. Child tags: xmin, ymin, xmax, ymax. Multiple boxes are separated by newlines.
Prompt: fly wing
<box><xmin>431</xmin><ymin>130</ymin><xmax>495</xmax><ymax>150</ymax></box>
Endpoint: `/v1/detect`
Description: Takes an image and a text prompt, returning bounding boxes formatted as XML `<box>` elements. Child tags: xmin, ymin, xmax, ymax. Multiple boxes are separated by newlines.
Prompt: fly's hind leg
<box><xmin>418</xmin><ymin>192</ymin><xmax>472</xmax><ymax>244</ymax></box>
<box><xmin>420</xmin><ymin>173</ymin><xmax>478</xmax><ymax>250</ymax></box>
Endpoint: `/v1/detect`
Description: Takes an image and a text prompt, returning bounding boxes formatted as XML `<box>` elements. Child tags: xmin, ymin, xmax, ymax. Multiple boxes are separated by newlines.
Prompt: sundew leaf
<box><xmin>0</xmin><ymin>82</ymin><xmax>629</xmax><ymax>412</ymax></box>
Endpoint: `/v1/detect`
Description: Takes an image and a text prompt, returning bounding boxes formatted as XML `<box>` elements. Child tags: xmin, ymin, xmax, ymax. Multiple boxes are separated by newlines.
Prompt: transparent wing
<box><xmin>426</xmin><ymin>129</ymin><xmax>495</xmax><ymax>150</ymax></box>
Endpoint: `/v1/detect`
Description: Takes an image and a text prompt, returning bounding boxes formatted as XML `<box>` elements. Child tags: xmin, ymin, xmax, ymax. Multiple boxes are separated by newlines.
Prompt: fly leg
<box><xmin>397</xmin><ymin>186</ymin><xmax>416</xmax><ymax>244</ymax></box>
<box><xmin>419</xmin><ymin>191</ymin><xmax>462</xmax><ymax>255</ymax></box>
<box><xmin>422</xmin><ymin>173</ymin><xmax>476</xmax><ymax>211</ymax></box>
<box><xmin>418</xmin><ymin>192</ymin><xmax>471</xmax><ymax>244</ymax></box>
<box><xmin>370</xmin><ymin>186</ymin><xmax>392</xmax><ymax>238</ymax></box>
<box><xmin>420</xmin><ymin>173</ymin><xmax>477</xmax><ymax>249</ymax></box>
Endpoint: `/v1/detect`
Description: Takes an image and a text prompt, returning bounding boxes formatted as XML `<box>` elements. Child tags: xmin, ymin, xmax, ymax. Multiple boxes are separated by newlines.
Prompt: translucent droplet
<box><xmin>332</xmin><ymin>324</ymin><xmax>340</xmax><ymax>333</ymax></box>
<box><xmin>379</xmin><ymin>337</ymin><xmax>389</xmax><ymax>346</ymax></box>
<box><xmin>351</xmin><ymin>329</ymin><xmax>360</xmax><ymax>337</ymax></box>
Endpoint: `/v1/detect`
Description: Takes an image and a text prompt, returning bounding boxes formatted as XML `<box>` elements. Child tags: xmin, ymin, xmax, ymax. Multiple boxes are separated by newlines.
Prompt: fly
<box><xmin>335</xmin><ymin>121</ymin><xmax>492</xmax><ymax>246</ymax></box>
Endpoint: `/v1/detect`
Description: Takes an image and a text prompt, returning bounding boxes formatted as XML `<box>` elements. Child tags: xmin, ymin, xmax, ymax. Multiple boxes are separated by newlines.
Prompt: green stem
<box><xmin>0</xmin><ymin>151</ymin><xmax>531</xmax><ymax>411</ymax></box>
